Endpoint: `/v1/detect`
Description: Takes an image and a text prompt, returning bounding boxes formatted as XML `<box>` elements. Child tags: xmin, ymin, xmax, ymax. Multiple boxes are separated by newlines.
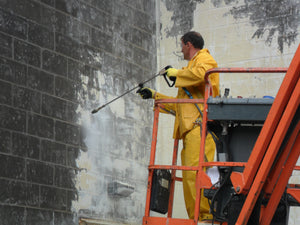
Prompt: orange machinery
<box><xmin>143</xmin><ymin>44</ymin><xmax>300</xmax><ymax>225</ymax></box>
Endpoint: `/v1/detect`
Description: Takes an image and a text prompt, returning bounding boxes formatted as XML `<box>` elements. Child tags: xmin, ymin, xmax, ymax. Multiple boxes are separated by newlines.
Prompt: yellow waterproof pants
<box><xmin>181</xmin><ymin>126</ymin><xmax>215</xmax><ymax>220</ymax></box>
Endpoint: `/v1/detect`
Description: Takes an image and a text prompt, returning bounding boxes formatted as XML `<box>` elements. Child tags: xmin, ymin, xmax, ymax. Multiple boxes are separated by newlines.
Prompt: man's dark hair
<box><xmin>181</xmin><ymin>31</ymin><xmax>204</xmax><ymax>49</ymax></box>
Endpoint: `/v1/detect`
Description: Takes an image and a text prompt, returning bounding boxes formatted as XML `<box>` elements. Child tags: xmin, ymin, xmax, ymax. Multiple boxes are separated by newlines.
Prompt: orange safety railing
<box><xmin>143</xmin><ymin>44</ymin><xmax>300</xmax><ymax>225</ymax></box>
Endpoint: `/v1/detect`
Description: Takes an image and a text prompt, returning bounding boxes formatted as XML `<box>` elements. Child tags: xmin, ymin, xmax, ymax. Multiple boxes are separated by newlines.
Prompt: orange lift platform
<box><xmin>143</xmin><ymin>44</ymin><xmax>300</xmax><ymax>225</ymax></box>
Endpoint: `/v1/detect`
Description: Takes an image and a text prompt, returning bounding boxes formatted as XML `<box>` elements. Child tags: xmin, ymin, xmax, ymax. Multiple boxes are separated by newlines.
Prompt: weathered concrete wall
<box><xmin>0</xmin><ymin>0</ymin><xmax>156</xmax><ymax>224</ymax></box>
<box><xmin>1</xmin><ymin>0</ymin><xmax>299</xmax><ymax>224</ymax></box>
<box><xmin>157</xmin><ymin>0</ymin><xmax>299</xmax><ymax>223</ymax></box>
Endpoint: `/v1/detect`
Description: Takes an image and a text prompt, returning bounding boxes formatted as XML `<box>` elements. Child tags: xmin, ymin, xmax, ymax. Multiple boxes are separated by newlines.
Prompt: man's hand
<box><xmin>136</xmin><ymin>87</ymin><xmax>156</xmax><ymax>99</ymax></box>
<box><xmin>166</xmin><ymin>68</ymin><xmax>178</xmax><ymax>81</ymax></box>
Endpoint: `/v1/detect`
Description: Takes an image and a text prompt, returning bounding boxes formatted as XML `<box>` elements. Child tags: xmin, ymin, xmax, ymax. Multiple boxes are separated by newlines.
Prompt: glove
<box><xmin>136</xmin><ymin>87</ymin><xmax>156</xmax><ymax>99</ymax></box>
<box><xmin>166</xmin><ymin>68</ymin><xmax>178</xmax><ymax>81</ymax></box>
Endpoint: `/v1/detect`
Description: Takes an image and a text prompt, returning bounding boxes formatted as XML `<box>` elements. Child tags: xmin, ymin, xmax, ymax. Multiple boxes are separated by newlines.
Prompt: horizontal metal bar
<box><xmin>288</xmin><ymin>184</ymin><xmax>300</xmax><ymax>188</ymax></box>
<box><xmin>155</xmin><ymin>99</ymin><xmax>204</xmax><ymax>104</ymax></box>
<box><xmin>175</xmin><ymin>177</ymin><xmax>183</xmax><ymax>182</ymax></box>
<box><xmin>287</xmin><ymin>188</ymin><xmax>300</xmax><ymax>204</ymax></box>
<box><xmin>143</xmin><ymin>217</ymin><xmax>196</xmax><ymax>225</ymax></box>
<box><xmin>204</xmin><ymin>67</ymin><xmax>288</xmax><ymax>82</ymax></box>
<box><xmin>148</xmin><ymin>162</ymin><xmax>246</xmax><ymax>171</ymax></box>
<box><xmin>148</xmin><ymin>165</ymin><xmax>199</xmax><ymax>171</ymax></box>
<box><xmin>202</xmin><ymin>162</ymin><xmax>246</xmax><ymax>167</ymax></box>
<box><xmin>143</xmin><ymin>216</ymin><xmax>223</xmax><ymax>225</ymax></box>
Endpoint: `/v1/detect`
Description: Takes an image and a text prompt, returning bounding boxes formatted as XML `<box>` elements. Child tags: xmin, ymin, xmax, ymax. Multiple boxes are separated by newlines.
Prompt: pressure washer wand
<box><xmin>91</xmin><ymin>84</ymin><xmax>141</xmax><ymax>114</ymax></box>
<box><xmin>91</xmin><ymin>66</ymin><xmax>173</xmax><ymax>114</ymax></box>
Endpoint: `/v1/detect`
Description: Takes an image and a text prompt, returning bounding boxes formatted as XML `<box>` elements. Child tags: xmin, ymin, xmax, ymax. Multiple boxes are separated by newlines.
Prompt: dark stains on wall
<box><xmin>162</xmin><ymin>0</ymin><xmax>299</xmax><ymax>52</ymax></box>
<box><xmin>229</xmin><ymin>0</ymin><xmax>299</xmax><ymax>52</ymax></box>
<box><xmin>0</xmin><ymin>0</ymin><xmax>156</xmax><ymax>224</ymax></box>
<box><xmin>162</xmin><ymin>0</ymin><xmax>233</xmax><ymax>37</ymax></box>
<box><xmin>163</xmin><ymin>0</ymin><xmax>201</xmax><ymax>37</ymax></box>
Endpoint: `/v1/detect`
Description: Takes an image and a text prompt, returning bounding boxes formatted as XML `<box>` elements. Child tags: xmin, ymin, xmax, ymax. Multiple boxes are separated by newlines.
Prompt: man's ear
<box><xmin>186</xmin><ymin>41</ymin><xmax>192</xmax><ymax>48</ymax></box>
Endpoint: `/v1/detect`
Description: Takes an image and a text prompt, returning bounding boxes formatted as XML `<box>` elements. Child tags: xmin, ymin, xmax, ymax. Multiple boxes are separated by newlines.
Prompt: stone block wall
<box><xmin>157</xmin><ymin>0</ymin><xmax>299</xmax><ymax>223</ymax></box>
<box><xmin>0</xmin><ymin>0</ymin><xmax>156</xmax><ymax>224</ymax></box>
<box><xmin>1</xmin><ymin>0</ymin><xmax>299</xmax><ymax>224</ymax></box>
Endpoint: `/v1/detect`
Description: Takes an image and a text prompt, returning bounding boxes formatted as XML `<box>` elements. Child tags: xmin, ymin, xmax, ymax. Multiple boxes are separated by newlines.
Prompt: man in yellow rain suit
<box><xmin>137</xmin><ymin>31</ymin><xmax>219</xmax><ymax>221</ymax></box>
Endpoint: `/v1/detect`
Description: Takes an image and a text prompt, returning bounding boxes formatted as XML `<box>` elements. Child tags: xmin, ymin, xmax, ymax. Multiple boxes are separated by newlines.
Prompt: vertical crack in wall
<box><xmin>162</xmin><ymin>0</ymin><xmax>299</xmax><ymax>52</ymax></box>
